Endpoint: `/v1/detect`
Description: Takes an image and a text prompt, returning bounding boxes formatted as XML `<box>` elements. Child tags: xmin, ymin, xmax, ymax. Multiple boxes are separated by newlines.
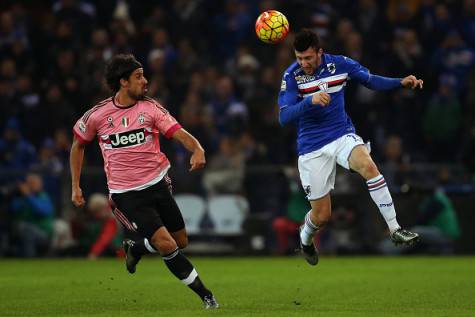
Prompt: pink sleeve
<box><xmin>72</xmin><ymin>113</ymin><xmax>97</xmax><ymax>144</ymax></box>
<box><xmin>152</xmin><ymin>103</ymin><xmax>182</xmax><ymax>138</ymax></box>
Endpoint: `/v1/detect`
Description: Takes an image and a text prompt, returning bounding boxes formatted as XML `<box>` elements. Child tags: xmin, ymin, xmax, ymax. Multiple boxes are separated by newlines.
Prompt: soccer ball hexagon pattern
<box><xmin>255</xmin><ymin>10</ymin><xmax>290</xmax><ymax>44</ymax></box>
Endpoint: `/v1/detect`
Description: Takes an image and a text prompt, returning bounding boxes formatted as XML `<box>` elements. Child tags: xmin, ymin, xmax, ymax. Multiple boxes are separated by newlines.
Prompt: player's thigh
<box><xmin>335</xmin><ymin>133</ymin><xmax>367</xmax><ymax>170</ymax></box>
<box><xmin>110</xmin><ymin>191</ymin><xmax>164</xmax><ymax>240</ymax></box>
<box><xmin>298</xmin><ymin>150</ymin><xmax>336</xmax><ymax>200</ymax></box>
<box><xmin>154</xmin><ymin>179</ymin><xmax>186</xmax><ymax>234</ymax></box>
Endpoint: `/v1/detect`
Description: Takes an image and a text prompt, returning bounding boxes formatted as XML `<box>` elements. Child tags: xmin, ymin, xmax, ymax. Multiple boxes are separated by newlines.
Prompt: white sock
<box><xmin>367</xmin><ymin>175</ymin><xmax>400</xmax><ymax>233</ymax></box>
<box><xmin>300</xmin><ymin>211</ymin><xmax>320</xmax><ymax>246</ymax></box>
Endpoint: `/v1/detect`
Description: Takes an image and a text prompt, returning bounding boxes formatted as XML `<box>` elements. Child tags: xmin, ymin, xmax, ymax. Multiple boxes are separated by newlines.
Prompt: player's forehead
<box><xmin>130</xmin><ymin>68</ymin><xmax>144</xmax><ymax>76</ymax></box>
<box><xmin>295</xmin><ymin>47</ymin><xmax>317</xmax><ymax>58</ymax></box>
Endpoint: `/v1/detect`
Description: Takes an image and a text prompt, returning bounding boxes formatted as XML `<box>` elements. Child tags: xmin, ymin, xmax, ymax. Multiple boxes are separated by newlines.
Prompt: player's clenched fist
<box><xmin>72</xmin><ymin>187</ymin><xmax>85</xmax><ymax>208</ymax></box>
<box><xmin>401</xmin><ymin>75</ymin><xmax>423</xmax><ymax>89</ymax></box>
<box><xmin>311</xmin><ymin>92</ymin><xmax>331</xmax><ymax>107</ymax></box>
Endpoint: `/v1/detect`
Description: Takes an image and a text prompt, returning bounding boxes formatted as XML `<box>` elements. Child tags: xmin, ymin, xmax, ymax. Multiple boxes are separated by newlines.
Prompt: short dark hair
<box><xmin>293</xmin><ymin>28</ymin><xmax>321</xmax><ymax>52</ymax></box>
<box><xmin>104</xmin><ymin>54</ymin><xmax>142</xmax><ymax>92</ymax></box>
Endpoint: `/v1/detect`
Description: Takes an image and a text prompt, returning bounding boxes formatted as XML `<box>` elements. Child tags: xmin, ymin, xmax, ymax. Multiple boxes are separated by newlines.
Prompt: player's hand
<box><xmin>189</xmin><ymin>149</ymin><xmax>206</xmax><ymax>171</ymax></box>
<box><xmin>401</xmin><ymin>75</ymin><xmax>423</xmax><ymax>89</ymax></box>
<box><xmin>72</xmin><ymin>186</ymin><xmax>85</xmax><ymax>208</ymax></box>
<box><xmin>311</xmin><ymin>92</ymin><xmax>331</xmax><ymax>107</ymax></box>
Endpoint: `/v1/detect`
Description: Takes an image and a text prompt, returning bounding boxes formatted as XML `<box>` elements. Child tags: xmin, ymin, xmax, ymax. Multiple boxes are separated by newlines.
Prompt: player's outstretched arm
<box><xmin>171</xmin><ymin>128</ymin><xmax>206</xmax><ymax>171</ymax></box>
<box><xmin>70</xmin><ymin>135</ymin><xmax>86</xmax><ymax>208</ymax></box>
<box><xmin>401</xmin><ymin>75</ymin><xmax>424</xmax><ymax>89</ymax></box>
<box><xmin>344</xmin><ymin>56</ymin><xmax>423</xmax><ymax>91</ymax></box>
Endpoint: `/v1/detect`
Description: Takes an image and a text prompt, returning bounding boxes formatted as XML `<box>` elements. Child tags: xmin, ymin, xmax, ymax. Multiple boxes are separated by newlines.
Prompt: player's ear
<box><xmin>119</xmin><ymin>78</ymin><xmax>128</xmax><ymax>88</ymax></box>
<box><xmin>317</xmin><ymin>48</ymin><xmax>323</xmax><ymax>56</ymax></box>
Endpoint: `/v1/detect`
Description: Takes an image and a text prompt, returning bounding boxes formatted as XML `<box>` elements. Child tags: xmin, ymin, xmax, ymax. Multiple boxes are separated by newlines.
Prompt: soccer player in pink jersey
<box><xmin>70</xmin><ymin>54</ymin><xmax>218</xmax><ymax>309</ymax></box>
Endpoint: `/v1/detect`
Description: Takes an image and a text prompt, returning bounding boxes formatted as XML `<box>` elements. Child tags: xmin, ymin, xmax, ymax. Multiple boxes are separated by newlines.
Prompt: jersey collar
<box><xmin>113</xmin><ymin>93</ymin><xmax>137</xmax><ymax>109</ymax></box>
<box><xmin>315</xmin><ymin>53</ymin><xmax>327</xmax><ymax>76</ymax></box>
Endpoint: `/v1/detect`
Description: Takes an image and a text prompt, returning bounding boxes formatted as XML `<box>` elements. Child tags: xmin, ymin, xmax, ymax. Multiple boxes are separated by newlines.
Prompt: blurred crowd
<box><xmin>0</xmin><ymin>0</ymin><xmax>473</xmax><ymax>256</ymax></box>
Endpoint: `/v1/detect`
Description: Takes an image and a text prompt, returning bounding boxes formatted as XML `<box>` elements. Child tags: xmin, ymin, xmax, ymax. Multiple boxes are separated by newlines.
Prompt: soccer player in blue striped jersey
<box><xmin>278</xmin><ymin>29</ymin><xmax>422</xmax><ymax>265</ymax></box>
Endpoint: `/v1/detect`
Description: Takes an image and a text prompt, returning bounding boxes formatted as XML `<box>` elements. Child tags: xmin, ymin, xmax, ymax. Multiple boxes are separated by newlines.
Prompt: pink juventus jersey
<box><xmin>73</xmin><ymin>96</ymin><xmax>182</xmax><ymax>193</ymax></box>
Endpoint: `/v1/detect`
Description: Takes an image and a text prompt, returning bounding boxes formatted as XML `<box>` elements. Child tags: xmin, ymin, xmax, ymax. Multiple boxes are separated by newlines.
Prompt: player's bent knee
<box><xmin>150</xmin><ymin>236</ymin><xmax>177</xmax><ymax>255</ymax></box>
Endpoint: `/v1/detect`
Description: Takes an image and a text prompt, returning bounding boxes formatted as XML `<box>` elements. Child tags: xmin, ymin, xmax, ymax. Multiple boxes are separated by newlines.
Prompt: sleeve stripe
<box><xmin>164</xmin><ymin>123</ymin><xmax>182</xmax><ymax>139</ymax></box>
<box><xmin>72</xmin><ymin>128</ymin><xmax>91</xmax><ymax>144</ymax></box>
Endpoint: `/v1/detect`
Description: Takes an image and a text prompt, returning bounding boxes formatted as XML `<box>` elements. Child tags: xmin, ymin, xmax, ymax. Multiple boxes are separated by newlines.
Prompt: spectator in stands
<box><xmin>459</xmin><ymin>126</ymin><xmax>475</xmax><ymax>183</ymax></box>
<box><xmin>380</xmin><ymin>168</ymin><xmax>461</xmax><ymax>255</ymax></box>
<box><xmin>208</xmin><ymin>75</ymin><xmax>248</xmax><ymax>137</ymax></box>
<box><xmin>84</xmin><ymin>193</ymin><xmax>122</xmax><ymax>259</ymax></box>
<box><xmin>432</xmin><ymin>30</ymin><xmax>475</xmax><ymax>97</ymax></box>
<box><xmin>380</xmin><ymin>135</ymin><xmax>410</xmax><ymax>191</ymax></box>
<box><xmin>9</xmin><ymin>173</ymin><xmax>54</xmax><ymax>257</ymax></box>
<box><xmin>68</xmin><ymin>193</ymin><xmax>122</xmax><ymax>259</ymax></box>
<box><xmin>0</xmin><ymin>117</ymin><xmax>36</xmax><ymax>169</ymax></box>
<box><xmin>423</xmin><ymin>74</ymin><xmax>462</xmax><ymax>161</ymax></box>
<box><xmin>203</xmin><ymin>137</ymin><xmax>245</xmax><ymax>196</ymax></box>
<box><xmin>272</xmin><ymin>178</ymin><xmax>308</xmax><ymax>255</ymax></box>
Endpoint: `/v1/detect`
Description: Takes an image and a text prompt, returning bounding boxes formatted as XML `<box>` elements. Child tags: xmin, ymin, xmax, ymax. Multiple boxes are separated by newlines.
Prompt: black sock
<box><xmin>131</xmin><ymin>238</ymin><xmax>157</xmax><ymax>258</ymax></box>
<box><xmin>163</xmin><ymin>248</ymin><xmax>212</xmax><ymax>299</ymax></box>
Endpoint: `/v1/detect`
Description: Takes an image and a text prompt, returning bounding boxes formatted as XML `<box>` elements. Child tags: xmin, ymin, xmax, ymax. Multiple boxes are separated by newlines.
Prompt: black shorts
<box><xmin>110</xmin><ymin>177</ymin><xmax>185</xmax><ymax>240</ymax></box>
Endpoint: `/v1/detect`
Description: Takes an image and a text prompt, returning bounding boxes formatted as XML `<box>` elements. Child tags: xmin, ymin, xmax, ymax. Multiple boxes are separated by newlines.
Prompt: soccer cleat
<box><xmin>123</xmin><ymin>239</ymin><xmax>141</xmax><ymax>274</ymax></box>
<box><xmin>390</xmin><ymin>228</ymin><xmax>420</xmax><ymax>246</ymax></box>
<box><xmin>299</xmin><ymin>226</ymin><xmax>319</xmax><ymax>266</ymax></box>
<box><xmin>203</xmin><ymin>295</ymin><xmax>219</xmax><ymax>309</ymax></box>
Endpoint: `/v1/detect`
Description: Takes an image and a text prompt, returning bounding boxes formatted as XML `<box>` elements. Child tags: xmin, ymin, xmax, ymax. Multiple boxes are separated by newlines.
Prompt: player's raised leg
<box><xmin>299</xmin><ymin>194</ymin><xmax>331</xmax><ymax>265</ymax></box>
<box><xmin>150</xmin><ymin>227</ymin><xmax>219</xmax><ymax>309</ymax></box>
<box><xmin>348</xmin><ymin>145</ymin><xmax>419</xmax><ymax>245</ymax></box>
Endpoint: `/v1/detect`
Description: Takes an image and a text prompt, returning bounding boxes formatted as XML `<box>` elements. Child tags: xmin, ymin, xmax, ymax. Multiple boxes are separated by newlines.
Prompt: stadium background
<box><xmin>0</xmin><ymin>0</ymin><xmax>474</xmax><ymax>258</ymax></box>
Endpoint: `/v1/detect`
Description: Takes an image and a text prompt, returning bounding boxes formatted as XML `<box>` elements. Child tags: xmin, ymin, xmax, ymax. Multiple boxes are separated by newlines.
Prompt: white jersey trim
<box><xmin>298</xmin><ymin>73</ymin><xmax>348</xmax><ymax>89</ymax></box>
<box><xmin>301</xmin><ymin>83</ymin><xmax>347</xmax><ymax>97</ymax></box>
<box><xmin>108</xmin><ymin>164</ymin><xmax>170</xmax><ymax>193</ymax></box>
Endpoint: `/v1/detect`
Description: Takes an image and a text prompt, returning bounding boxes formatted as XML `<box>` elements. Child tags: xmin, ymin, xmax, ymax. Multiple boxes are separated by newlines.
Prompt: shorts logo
<box><xmin>304</xmin><ymin>185</ymin><xmax>311</xmax><ymax>197</ymax></box>
<box><xmin>78</xmin><ymin>121</ymin><xmax>86</xmax><ymax>133</ymax></box>
<box><xmin>107</xmin><ymin>128</ymin><xmax>148</xmax><ymax>148</ymax></box>
<box><xmin>346</xmin><ymin>134</ymin><xmax>360</xmax><ymax>142</ymax></box>
<box><xmin>379</xmin><ymin>202</ymin><xmax>393</xmax><ymax>208</ymax></box>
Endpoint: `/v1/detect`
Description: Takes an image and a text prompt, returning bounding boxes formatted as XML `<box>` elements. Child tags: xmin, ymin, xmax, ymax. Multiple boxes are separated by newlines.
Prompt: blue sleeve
<box><xmin>25</xmin><ymin>193</ymin><xmax>54</xmax><ymax>216</ymax></box>
<box><xmin>344</xmin><ymin>56</ymin><xmax>402</xmax><ymax>90</ymax></box>
<box><xmin>277</xmin><ymin>72</ymin><xmax>314</xmax><ymax>126</ymax></box>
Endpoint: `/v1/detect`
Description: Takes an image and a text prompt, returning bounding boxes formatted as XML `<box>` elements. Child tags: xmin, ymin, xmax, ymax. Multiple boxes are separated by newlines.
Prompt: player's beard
<box><xmin>127</xmin><ymin>88</ymin><xmax>146</xmax><ymax>101</ymax></box>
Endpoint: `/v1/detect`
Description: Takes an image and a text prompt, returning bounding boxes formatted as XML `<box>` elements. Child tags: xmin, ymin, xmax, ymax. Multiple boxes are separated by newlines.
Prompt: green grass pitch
<box><xmin>1</xmin><ymin>256</ymin><xmax>474</xmax><ymax>317</ymax></box>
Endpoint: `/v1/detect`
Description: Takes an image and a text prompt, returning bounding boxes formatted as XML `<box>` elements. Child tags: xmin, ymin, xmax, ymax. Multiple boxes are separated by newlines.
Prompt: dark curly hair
<box><xmin>293</xmin><ymin>28</ymin><xmax>321</xmax><ymax>52</ymax></box>
<box><xmin>104</xmin><ymin>54</ymin><xmax>142</xmax><ymax>92</ymax></box>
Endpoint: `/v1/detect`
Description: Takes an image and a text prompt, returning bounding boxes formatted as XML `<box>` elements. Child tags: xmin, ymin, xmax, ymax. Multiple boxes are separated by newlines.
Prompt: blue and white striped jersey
<box><xmin>278</xmin><ymin>53</ymin><xmax>401</xmax><ymax>156</ymax></box>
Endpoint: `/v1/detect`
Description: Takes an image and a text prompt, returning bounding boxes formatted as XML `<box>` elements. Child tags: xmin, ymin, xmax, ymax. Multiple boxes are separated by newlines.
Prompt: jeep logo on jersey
<box><xmin>105</xmin><ymin>128</ymin><xmax>150</xmax><ymax>148</ymax></box>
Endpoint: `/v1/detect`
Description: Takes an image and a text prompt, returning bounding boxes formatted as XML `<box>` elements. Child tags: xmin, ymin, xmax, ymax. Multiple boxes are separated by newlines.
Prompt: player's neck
<box><xmin>115</xmin><ymin>91</ymin><xmax>136</xmax><ymax>107</ymax></box>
